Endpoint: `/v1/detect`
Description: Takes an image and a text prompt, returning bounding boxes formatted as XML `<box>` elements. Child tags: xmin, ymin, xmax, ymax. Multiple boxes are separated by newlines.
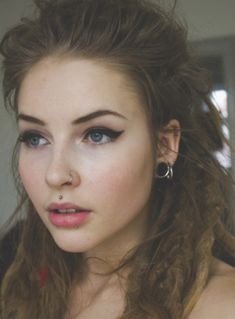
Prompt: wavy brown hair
<box><xmin>1</xmin><ymin>0</ymin><xmax>235</xmax><ymax>318</ymax></box>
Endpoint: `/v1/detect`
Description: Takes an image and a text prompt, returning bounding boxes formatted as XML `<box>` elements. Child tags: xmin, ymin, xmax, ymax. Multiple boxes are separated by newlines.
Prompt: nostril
<box><xmin>46</xmin><ymin>166</ymin><xmax>80</xmax><ymax>188</ymax></box>
<box><xmin>62</xmin><ymin>170</ymin><xmax>76</xmax><ymax>186</ymax></box>
<box><xmin>45</xmin><ymin>171</ymin><xmax>70</xmax><ymax>188</ymax></box>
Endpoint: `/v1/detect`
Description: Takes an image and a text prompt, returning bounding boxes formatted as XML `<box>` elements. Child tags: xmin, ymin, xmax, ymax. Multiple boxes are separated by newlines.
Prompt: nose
<box><xmin>45</xmin><ymin>151</ymin><xmax>80</xmax><ymax>189</ymax></box>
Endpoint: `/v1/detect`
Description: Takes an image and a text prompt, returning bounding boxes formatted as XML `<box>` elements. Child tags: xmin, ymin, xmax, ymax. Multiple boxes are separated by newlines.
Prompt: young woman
<box><xmin>1</xmin><ymin>0</ymin><xmax>235</xmax><ymax>318</ymax></box>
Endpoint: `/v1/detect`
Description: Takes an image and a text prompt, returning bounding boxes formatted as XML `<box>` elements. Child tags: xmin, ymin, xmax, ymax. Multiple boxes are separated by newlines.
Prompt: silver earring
<box><xmin>155</xmin><ymin>162</ymin><xmax>173</xmax><ymax>179</ymax></box>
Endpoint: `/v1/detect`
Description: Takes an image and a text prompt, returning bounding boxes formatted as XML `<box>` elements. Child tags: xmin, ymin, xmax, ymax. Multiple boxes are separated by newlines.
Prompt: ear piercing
<box><xmin>155</xmin><ymin>162</ymin><xmax>173</xmax><ymax>179</ymax></box>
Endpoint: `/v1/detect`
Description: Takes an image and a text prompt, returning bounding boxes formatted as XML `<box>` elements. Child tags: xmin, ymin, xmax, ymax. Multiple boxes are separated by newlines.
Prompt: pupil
<box><xmin>31</xmin><ymin>137</ymin><xmax>39</xmax><ymax>145</ymax></box>
<box><xmin>91</xmin><ymin>132</ymin><xmax>102</xmax><ymax>142</ymax></box>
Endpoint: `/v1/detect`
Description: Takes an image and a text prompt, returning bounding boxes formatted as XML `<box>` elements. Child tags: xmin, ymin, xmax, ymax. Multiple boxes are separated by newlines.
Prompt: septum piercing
<box><xmin>58</xmin><ymin>194</ymin><xmax>63</xmax><ymax>200</ymax></box>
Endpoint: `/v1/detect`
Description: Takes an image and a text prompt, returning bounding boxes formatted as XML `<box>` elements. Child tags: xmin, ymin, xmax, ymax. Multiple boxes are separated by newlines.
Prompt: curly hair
<box><xmin>1</xmin><ymin>0</ymin><xmax>235</xmax><ymax>318</ymax></box>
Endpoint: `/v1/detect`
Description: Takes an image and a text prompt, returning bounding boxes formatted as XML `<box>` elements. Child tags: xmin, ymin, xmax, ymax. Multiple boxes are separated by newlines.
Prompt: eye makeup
<box><xmin>18</xmin><ymin>126</ymin><xmax>124</xmax><ymax>149</ymax></box>
<box><xmin>83</xmin><ymin>127</ymin><xmax>124</xmax><ymax>145</ymax></box>
<box><xmin>18</xmin><ymin>131</ymin><xmax>48</xmax><ymax>148</ymax></box>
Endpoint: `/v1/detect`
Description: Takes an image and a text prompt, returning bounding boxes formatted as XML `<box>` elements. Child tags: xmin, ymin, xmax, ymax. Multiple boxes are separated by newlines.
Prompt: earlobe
<box><xmin>156</xmin><ymin>119</ymin><xmax>181</xmax><ymax>165</ymax></box>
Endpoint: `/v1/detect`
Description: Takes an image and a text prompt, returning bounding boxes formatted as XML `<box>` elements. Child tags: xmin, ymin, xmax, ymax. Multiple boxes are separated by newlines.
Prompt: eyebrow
<box><xmin>17</xmin><ymin>109</ymin><xmax>128</xmax><ymax>126</ymax></box>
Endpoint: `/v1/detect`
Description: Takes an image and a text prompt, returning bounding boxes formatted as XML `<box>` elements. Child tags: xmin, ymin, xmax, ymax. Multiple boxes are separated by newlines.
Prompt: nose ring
<box><xmin>68</xmin><ymin>171</ymin><xmax>73</xmax><ymax>184</ymax></box>
<box><xmin>58</xmin><ymin>171</ymin><xmax>74</xmax><ymax>200</ymax></box>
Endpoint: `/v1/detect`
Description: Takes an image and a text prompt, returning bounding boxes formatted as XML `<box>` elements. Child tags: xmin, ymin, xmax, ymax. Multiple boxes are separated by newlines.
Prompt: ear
<box><xmin>156</xmin><ymin>119</ymin><xmax>181</xmax><ymax>165</ymax></box>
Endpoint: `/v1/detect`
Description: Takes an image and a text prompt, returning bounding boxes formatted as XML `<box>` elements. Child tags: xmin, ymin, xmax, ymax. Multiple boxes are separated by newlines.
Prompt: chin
<box><xmin>50</xmin><ymin>230</ymin><xmax>92</xmax><ymax>253</ymax></box>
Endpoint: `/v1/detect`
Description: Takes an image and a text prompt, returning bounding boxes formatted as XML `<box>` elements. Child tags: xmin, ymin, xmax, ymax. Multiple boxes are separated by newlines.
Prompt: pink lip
<box><xmin>46</xmin><ymin>202</ymin><xmax>91</xmax><ymax>228</ymax></box>
<box><xmin>49</xmin><ymin>212</ymin><xmax>90</xmax><ymax>228</ymax></box>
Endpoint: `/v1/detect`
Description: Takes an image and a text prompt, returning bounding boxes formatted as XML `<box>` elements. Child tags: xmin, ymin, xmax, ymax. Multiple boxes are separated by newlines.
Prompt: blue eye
<box><xmin>89</xmin><ymin>131</ymin><xmax>104</xmax><ymax>143</ymax></box>
<box><xmin>84</xmin><ymin>128</ymin><xmax>124</xmax><ymax>145</ymax></box>
<box><xmin>18</xmin><ymin>132</ymin><xmax>48</xmax><ymax>148</ymax></box>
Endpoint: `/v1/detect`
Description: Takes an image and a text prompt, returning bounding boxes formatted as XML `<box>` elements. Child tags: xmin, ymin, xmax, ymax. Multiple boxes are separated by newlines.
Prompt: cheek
<box><xmin>18</xmin><ymin>153</ymin><xmax>44</xmax><ymax>198</ymax></box>
<box><xmin>88</xmin><ymin>148</ymin><xmax>154</xmax><ymax>213</ymax></box>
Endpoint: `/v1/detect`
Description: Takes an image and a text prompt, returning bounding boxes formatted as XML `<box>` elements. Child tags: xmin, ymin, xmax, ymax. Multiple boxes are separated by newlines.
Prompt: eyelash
<box><xmin>83</xmin><ymin>127</ymin><xmax>124</xmax><ymax>144</ymax></box>
<box><xmin>18</xmin><ymin>131</ymin><xmax>48</xmax><ymax>148</ymax></box>
<box><xmin>18</xmin><ymin>127</ymin><xmax>124</xmax><ymax>148</ymax></box>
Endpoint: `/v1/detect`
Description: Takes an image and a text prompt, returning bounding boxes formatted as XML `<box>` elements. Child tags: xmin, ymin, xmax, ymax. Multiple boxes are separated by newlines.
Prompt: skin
<box><xmin>17</xmin><ymin>55</ymin><xmax>181</xmax><ymax>318</ymax></box>
<box><xmin>17</xmin><ymin>56</ymin><xmax>235</xmax><ymax>319</ymax></box>
<box><xmin>17</xmin><ymin>56</ymin><xmax>180</xmax><ymax>318</ymax></box>
<box><xmin>188</xmin><ymin>258</ymin><xmax>235</xmax><ymax>319</ymax></box>
<box><xmin>17</xmin><ymin>56</ymin><xmax>180</xmax><ymax>264</ymax></box>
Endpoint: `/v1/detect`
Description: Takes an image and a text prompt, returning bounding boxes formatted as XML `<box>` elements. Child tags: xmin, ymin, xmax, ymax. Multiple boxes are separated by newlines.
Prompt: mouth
<box><xmin>46</xmin><ymin>202</ymin><xmax>91</xmax><ymax>228</ymax></box>
<box><xmin>50</xmin><ymin>208</ymin><xmax>87</xmax><ymax>214</ymax></box>
<box><xmin>47</xmin><ymin>202</ymin><xmax>91</xmax><ymax>213</ymax></box>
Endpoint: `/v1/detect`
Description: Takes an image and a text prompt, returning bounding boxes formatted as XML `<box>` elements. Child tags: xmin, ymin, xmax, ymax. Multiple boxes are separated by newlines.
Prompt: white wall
<box><xmin>0</xmin><ymin>0</ymin><xmax>235</xmax><ymax>224</ymax></box>
<box><xmin>178</xmin><ymin>0</ymin><xmax>235</xmax><ymax>41</ymax></box>
<box><xmin>0</xmin><ymin>0</ymin><xmax>32</xmax><ymax>223</ymax></box>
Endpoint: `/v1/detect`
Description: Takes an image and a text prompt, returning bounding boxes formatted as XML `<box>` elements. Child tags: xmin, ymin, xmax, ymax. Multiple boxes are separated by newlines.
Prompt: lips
<box><xmin>46</xmin><ymin>202</ymin><xmax>91</xmax><ymax>228</ymax></box>
<box><xmin>50</xmin><ymin>208</ymin><xmax>84</xmax><ymax>214</ymax></box>
<box><xmin>47</xmin><ymin>202</ymin><xmax>91</xmax><ymax>213</ymax></box>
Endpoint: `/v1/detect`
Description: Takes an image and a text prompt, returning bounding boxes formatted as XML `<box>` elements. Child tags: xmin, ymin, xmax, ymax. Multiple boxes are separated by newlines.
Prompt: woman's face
<box><xmin>17</xmin><ymin>56</ymin><xmax>156</xmax><ymax>257</ymax></box>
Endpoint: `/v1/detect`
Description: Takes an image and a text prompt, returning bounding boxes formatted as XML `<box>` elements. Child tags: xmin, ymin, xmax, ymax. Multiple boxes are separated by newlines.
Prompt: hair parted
<box><xmin>1</xmin><ymin>0</ymin><xmax>235</xmax><ymax>318</ymax></box>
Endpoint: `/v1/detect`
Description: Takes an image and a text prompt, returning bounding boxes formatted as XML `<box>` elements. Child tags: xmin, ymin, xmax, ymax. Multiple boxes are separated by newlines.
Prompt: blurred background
<box><xmin>0</xmin><ymin>0</ymin><xmax>235</xmax><ymax>224</ymax></box>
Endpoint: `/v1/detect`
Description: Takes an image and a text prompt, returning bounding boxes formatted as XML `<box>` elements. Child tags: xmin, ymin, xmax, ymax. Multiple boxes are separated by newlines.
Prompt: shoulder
<box><xmin>188</xmin><ymin>258</ymin><xmax>235</xmax><ymax>319</ymax></box>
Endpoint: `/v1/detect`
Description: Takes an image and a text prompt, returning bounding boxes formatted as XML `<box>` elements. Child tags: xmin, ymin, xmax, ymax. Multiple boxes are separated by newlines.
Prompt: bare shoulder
<box><xmin>188</xmin><ymin>258</ymin><xmax>235</xmax><ymax>319</ymax></box>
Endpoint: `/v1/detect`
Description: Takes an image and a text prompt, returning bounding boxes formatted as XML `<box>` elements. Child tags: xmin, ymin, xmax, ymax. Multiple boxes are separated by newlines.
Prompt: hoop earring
<box><xmin>155</xmin><ymin>162</ymin><xmax>173</xmax><ymax>179</ymax></box>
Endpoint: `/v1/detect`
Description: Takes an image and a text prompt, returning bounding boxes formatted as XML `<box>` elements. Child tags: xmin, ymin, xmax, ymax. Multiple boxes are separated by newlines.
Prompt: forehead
<box><xmin>18</xmin><ymin>56</ymin><xmax>147</xmax><ymax>120</ymax></box>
